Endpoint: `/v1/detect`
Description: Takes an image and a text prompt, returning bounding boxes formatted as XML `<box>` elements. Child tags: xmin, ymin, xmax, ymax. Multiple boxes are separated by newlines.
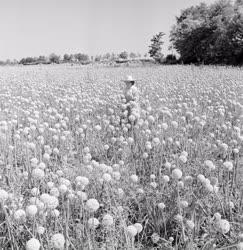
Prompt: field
<box><xmin>0</xmin><ymin>64</ymin><xmax>242</xmax><ymax>250</ymax></box>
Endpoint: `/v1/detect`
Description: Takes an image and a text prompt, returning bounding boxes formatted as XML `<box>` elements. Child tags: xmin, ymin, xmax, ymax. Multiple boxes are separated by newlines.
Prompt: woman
<box><xmin>122</xmin><ymin>75</ymin><xmax>140</xmax><ymax>125</ymax></box>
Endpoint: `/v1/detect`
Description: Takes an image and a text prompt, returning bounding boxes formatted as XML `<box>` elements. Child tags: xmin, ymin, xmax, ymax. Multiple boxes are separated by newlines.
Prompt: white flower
<box><xmin>88</xmin><ymin>217</ymin><xmax>100</xmax><ymax>229</ymax></box>
<box><xmin>237</xmin><ymin>242</ymin><xmax>243</xmax><ymax>250</ymax></box>
<box><xmin>163</xmin><ymin>175</ymin><xmax>170</xmax><ymax>183</ymax></box>
<box><xmin>75</xmin><ymin>176</ymin><xmax>89</xmax><ymax>187</ymax></box>
<box><xmin>133</xmin><ymin>223</ymin><xmax>143</xmax><ymax>233</ymax></box>
<box><xmin>50</xmin><ymin>187</ymin><xmax>60</xmax><ymax>197</ymax></box>
<box><xmin>164</xmin><ymin>162</ymin><xmax>171</xmax><ymax>170</ymax></box>
<box><xmin>26</xmin><ymin>205</ymin><xmax>38</xmax><ymax>217</ymax></box>
<box><xmin>47</xmin><ymin>196</ymin><xmax>59</xmax><ymax>209</ymax></box>
<box><xmin>77</xmin><ymin>191</ymin><xmax>88</xmax><ymax>201</ymax></box>
<box><xmin>86</xmin><ymin>198</ymin><xmax>100</xmax><ymax>212</ymax></box>
<box><xmin>14</xmin><ymin>209</ymin><xmax>26</xmax><ymax>222</ymax></box>
<box><xmin>103</xmin><ymin>173</ymin><xmax>112</xmax><ymax>182</ymax></box>
<box><xmin>32</xmin><ymin>168</ymin><xmax>45</xmax><ymax>180</ymax></box>
<box><xmin>37</xmin><ymin>226</ymin><xmax>45</xmax><ymax>234</ymax></box>
<box><xmin>127</xmin><ymin>225</ymin><xmax>138</xmax><ymax>237</ymax></box>
<box><xmin>38</xmin><ymin>162</ymin><xmax>46</xmax><ymax>170</ymax></box>
<box><xmin>158</xmin><ymin>202</ymin><xmax>165</xmax><ymax>210</ymax></box>
<box><xmin>58</xmin><ymin>184</ymin><xmax>68</xmax><ymax>194</ymax></box>
<box><xmin>179</xmin><ymin>155</ymin><xmax>187</xmax><ymax>163</ymax></box>
<box><xmin>0</xmin><ymin>189</ymin><xmax>8</xmax><ymax>203</ymax></box>
<box><xmin>175</xmin><ymin>214</ymin><xmax>183</xmax><ymax>223</ymax></box>
<box><xmin>51</xmin><ymin>233</ymin><xmax>65</xmax><ymax>249</ymax></box>
<box><xmin>186</xmin><ymin>220</ymin><xmax>195</xmax><ymax>230</ymax></box>
<box><xmin>102</xmin><ymin>214</ymin><xmax>114</xmax><ymax>227</ymax></box>
<box><xmin>31</xmin><ymin>187</ymin><xmax>40</xmax><ymax>196</ymax></box>
<box><xmin>204</xmin><ymin>160</ymin><xmax>215</xmax><ymax>171</ymax></box>
<box><xmin>216</xmin><ymin>219</ymin><xmax>230</xmax><ymax>234</ymax></box>
<box><xmin>223</xmin><ymin>161</ymin><xmax>233</xmax><ymax>171</ymax></box>
<box><xmin>26</xmin><ymin>238</ymin><xmax>40</xmax><ymax>250</ymax></box>
<box><xmin>172</xmin><ymin>169</ymin><xmax>182</xmax><ymax>180</ymax></box>
<box><xmin>51</xmin><ymin>209</ymin><xmax>60</xmax><ymax>218</ymax></box>
<box><xmin>130</xmin><ymin>174</ymin><xmax>138</xmax><ymax>183</ymax></box>
<box><xmin>112</xmin><ymin>171</ymin><xmax>121</xmax><ymax>181</ymax></box>
<box><xmin>197</xmin><ymin>174</ymin><xmax>205</xmax><ymax>183</ymax></box>
<box><xmin>40</xmin><ymin>193</ymin><xmax>59</xmax><ymax>209</ymax></box>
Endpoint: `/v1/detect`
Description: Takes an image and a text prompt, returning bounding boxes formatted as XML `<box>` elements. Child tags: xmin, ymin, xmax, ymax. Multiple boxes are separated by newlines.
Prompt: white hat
<box><xmin>123</xmin><ymin>75</ymin><xmax>136</xmax><ymax>82</ymax></box>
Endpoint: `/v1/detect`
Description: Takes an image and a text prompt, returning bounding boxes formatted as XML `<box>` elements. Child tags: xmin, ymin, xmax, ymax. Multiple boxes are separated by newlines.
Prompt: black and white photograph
<box><xmin>0</xmin><ymin>0</ymin><xmax>243</xmax><ymax>249</ymax></box>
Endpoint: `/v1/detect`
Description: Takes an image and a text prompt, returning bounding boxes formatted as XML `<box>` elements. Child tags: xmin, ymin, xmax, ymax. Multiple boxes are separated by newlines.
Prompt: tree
<box><xmin>95</xmin><ymin>55</ymin><xmax>102</xmax><ymax>62</ymax></box>
<box><xmin>103</xmin><ymin>53</ymin><xmax>111</xmax><ymax>60</ymax></box>
<box><xmin>49</xmin><ymin>53</ymin><xmax>60</xmax><ymax>64</ymax></box>
<box><xmin>63</xmin><ymin>54</ymin><xmax>72</xmax><ymax>62</ymax></box>
<box><xmin>164</xmin><ymin>54</ymin><xmax>178</xmax><ymax>64</ymax></box>
<box><xmin>149</xmin><ymin>32</ymin><xmax>165</xmax><ymax>62</ymax></box>
<box><xmin>74</xmin><ymin>53</ymin><xmax>89</xmax><ymax>62</ymax></box>
<box><xmin>129</xmin><ymin>52</ymin><xmax>137</xmax><ymax>59</ymax></box>
<box><xmin>170</xmin><ymin>0</ymin><xmax>243</xmax><ymax>65</ymax></box>
<box><xmin>119</xmin><ymin>51</ymin><xmax>128</xmax><ymax>59</ymax></box>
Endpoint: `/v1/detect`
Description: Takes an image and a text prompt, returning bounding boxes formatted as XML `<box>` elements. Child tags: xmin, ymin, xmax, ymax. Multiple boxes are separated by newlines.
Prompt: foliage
<box><xmin>164</xmin><ymin>54</ymin><xmax>178</xmax><ymax>64</ymax></box>
<box><xmin>63</xmin><ymin>54</ymin><xmax>72</xmax><ymax>62</ymax></box>
<box><xmin>74</xmin><ymin>53</ymin><xmax>89</xmax><ymax>62</ymax></box>
<box><xmin>170</xmin><ymin>0</ymin><xmax>243</xmax><ymax>65</ymax></box>
<box><xmin>148</xmin><ymin>32</ymin><xmax>165</xmax><ymax>63</ymax></box>
<box><xmin>119</xmin><ymin>51</ymin><xmax>129</xmax><ymax>59</ymax></box>
<box><xmin>49</xmin><ymin>53</ymin><xmax>60</xmax><ymax>64</ymax></box>
<box><xmin>129</xmin><ymin>52</ymin><xmax>137</xmax><ymax>59</ymax></box>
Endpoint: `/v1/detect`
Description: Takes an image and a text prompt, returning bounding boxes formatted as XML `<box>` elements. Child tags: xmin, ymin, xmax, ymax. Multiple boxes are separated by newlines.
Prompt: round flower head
<box><xmin>88</xmin><ymin>217</ymin><xmax>100</xmax><ymax>229</ymax></box>
<box><xmin>51</xmin><ymin>233</ymin><xmax>65</xmax><ymax>249</ymax></box>
<box><xmin>37</xmin><ymin>226</ymin><xmax>45</xmax><ymax>235</ymax></box>
<box><xmin>216</xmin><ymin>219</ymin><xmax>230</xmax><ymax>234</ymax></box>
<box><xmin>163</xmin><ymin>175</ymin><xmax>170</xmax><ymax>183</ymax></box>
<box><xmin>14</xmin><ymin>209</ymin><xmax>26</xmax><ymax>223</ymax></box>
<box><xmin>31</xmin><ymin>187</ymin><xmax>40</xmax><ymax>196</ymax></box>
<box><xmin>58</xmin><ymin>184</ymin><xmax>68</xmax><ymax>194</ymax></box>
<box><xmin>204</xmin><ymin>160</ymin><xmax>216</xmax><ymax>171</ymax></box>
<box><xmin>51</xmin><ymin>209</ymin><xmax>60</xmax><ymax>218</ymax></box>
<box><xmin>186</xmin><ymin>220</ymin><xmax>195</xmax><ymax>230</ymax></box>
<box><xmin>50</xmin><ymin>187</ymin><xmax>60</xmax><ymax>197</ymax></box>
<box><xmin>237</xmin><ymin>242</ymin><xmax>243</xmax><ymax>250</ymax></box>
<box><xmin>179</xmin><ymin>155</ymin><xmax>187</xmax><ymax>163</ymax></box>
<box><xmin>26</xmin><ymin>205</ymin><xmax>38</xmax><ymax>217</ymax></box>
<box><xmin>77</xmin><ymin>191</ymin><xmax>88</xmax><ymax>201</ymax></box>
<box><xmin>197</xmin><ymin>174</ymin><xmax>205</xmax><ymax>183</ymax></box>
<box><xmin>86</xmin><ymin>198</ymin><xmax>100</xmax><ymax>212</ymax></box>
<box><xmin>223</xmin><ymin>161</ymin><xmax>233</xmax><ymax>171</ymax></box>
<box><xmin>75</xmin><ymin>176</ymin><xmax>89</xmax><ymax>187</ymax></box>
<box><xmin>0</xmin><ymin>189</ymin><xmax>8</xmax><ymax>203</ymax></box>
<box><xmin>26</xmin><ymin>238</ymin><xmax>40</xmax><ymax>250</ymax></box>
<box><xmin>134</xmin><ymin>223</ymin><xmax>143</xmax><ymax>233</ymax></box>
<box><xmin>102</xmin><ymin>173</ymin><xmax>112</xmax><ymax>182</ymax></box>
<box><xmin>32</xmin><ymin>168</ymin><xmax>45</xmax><ymax>180</ymax></box>
<box><xmin>127</xmin><ymin>225</ymin><xmax>138</xmax><ymax>237</ymax></box>
<box><xmin>102</xmin><ymin>214</ymin><xmax>114</xmax><ymax>227</ymax></box>
<box><xmin>130</xmin><ymin>174</ymin><xmax>138</xmax><ymax>183</ymax></box>
<box><xmin>172</xmin><ymin>169</ymin><xmax>182</xmax><ymax>180</ymax></box>
<box><xmin>158</xmin><ymin>202</ymin><xmax>165</xmax><ymax>210</ymax></box>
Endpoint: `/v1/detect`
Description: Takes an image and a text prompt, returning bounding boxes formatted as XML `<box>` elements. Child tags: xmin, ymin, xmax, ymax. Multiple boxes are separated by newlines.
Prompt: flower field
<box><xmin>0</xmin><ymin>64</ymin><xmax>242</xmax><ymax>249</ymax></box>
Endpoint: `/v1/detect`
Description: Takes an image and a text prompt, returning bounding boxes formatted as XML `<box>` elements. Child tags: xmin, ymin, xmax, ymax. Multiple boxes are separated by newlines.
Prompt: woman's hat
<box><xmin>122</xmin><ymin>75</ymin><xmax>136</xmax><ymax>83</ymax></box>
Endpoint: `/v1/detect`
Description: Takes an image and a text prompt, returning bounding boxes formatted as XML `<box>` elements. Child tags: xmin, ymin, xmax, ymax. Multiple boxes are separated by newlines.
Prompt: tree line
<box><xmin>0</xmin><ymin>52</ymin><xmax>147</xmax><ymax>66</ymax></box>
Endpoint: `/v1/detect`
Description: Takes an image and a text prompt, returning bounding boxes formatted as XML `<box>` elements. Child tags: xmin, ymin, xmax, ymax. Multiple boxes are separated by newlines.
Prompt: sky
<box><xmin>0</xmin><ymin>0</ymin><xmax>216</xmax><ymax>60</ymax></box>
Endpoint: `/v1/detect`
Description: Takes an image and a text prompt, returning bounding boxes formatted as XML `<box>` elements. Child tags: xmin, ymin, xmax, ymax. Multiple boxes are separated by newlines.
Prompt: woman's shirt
<box><xmin>124</xmin><ymin>85</ymin><xmax>140</xmax><ymax>104</ymax></box>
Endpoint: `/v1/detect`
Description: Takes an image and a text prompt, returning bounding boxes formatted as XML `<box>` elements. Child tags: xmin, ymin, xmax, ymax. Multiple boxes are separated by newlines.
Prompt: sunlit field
<box><xmin>0</xmin><ymin>64</ymin><xmax>242</xmax><ymax>250</ymax></box>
